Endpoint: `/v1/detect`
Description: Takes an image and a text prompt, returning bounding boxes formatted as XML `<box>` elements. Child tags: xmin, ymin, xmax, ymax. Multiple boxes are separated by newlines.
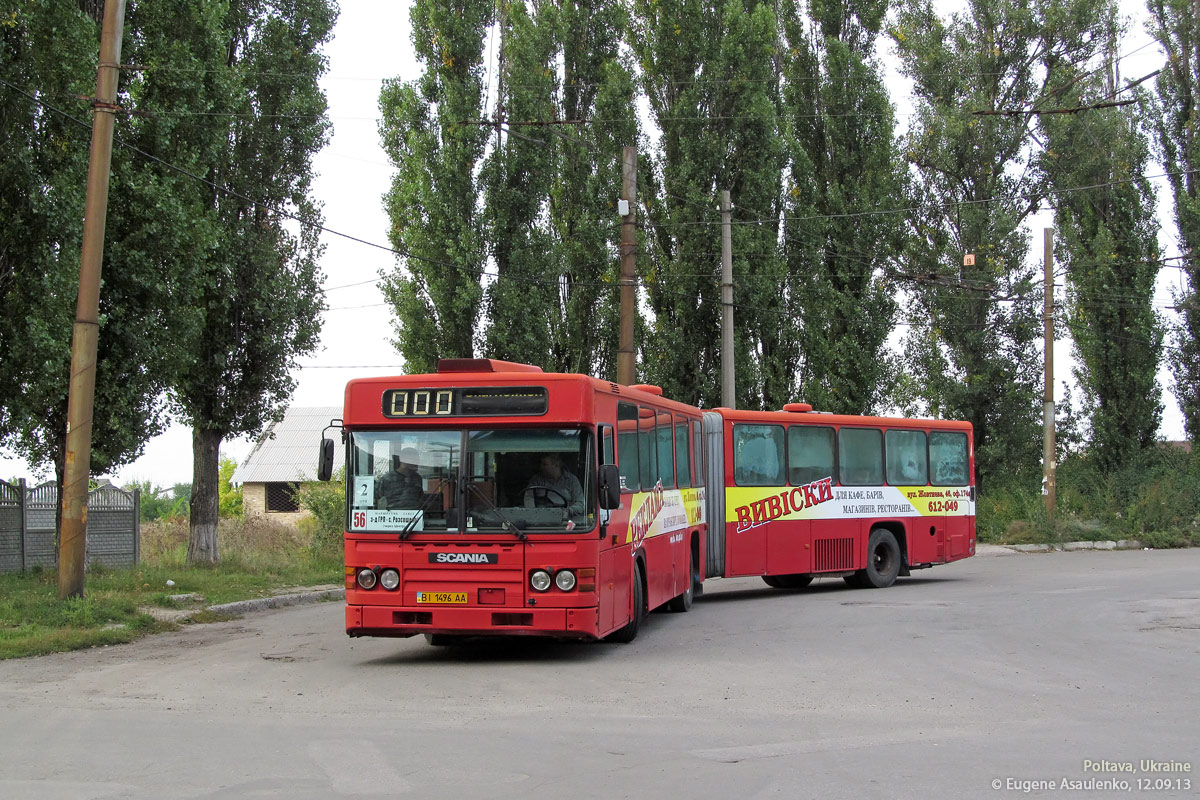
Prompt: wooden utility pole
<box><xmin>59</xmin><ymin>0</ymin><xmax>126</xmax><ymax>599</ymax></box>
<box><xmin>719</xmin><ymin>190</ymin><xmax>735</xmax><ymax>408</ymax></box>
<box><xmin>617</xmin><ymin>146</ymin><xmax>637</xmax><ymax>386</ymax></box>
<box><xmin>1043</xmin><ymin>227</ymin><xmax>1057</xmax><ymax>524</ymax></box>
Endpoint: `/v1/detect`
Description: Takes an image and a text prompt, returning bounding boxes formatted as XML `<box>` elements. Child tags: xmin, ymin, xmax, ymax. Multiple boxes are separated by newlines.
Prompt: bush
<box><xmin>298</xmin><ymin>468</ymin><xmax>345</xmax><ymax>556</ymax></box>
<box><xmin>218</xmin><ymin>456</ymin><xmax>242</xmax><ymax>518</ymax></box>
<box><xmin>978</xmin><ymin>446</ymin><xmax>1199</xmax><ymax>545</ymax></box>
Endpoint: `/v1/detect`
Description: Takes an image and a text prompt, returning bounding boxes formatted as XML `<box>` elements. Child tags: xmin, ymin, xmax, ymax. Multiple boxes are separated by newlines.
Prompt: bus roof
<box><xmin>711</xmin><ymin>406</ymin><xmax>973</xmax><ymax>433</ymax></box>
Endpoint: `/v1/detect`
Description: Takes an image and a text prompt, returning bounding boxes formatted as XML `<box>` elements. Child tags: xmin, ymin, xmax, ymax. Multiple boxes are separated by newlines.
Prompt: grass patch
<box><xmin>1</xmin><ymin>516</ymin><xmax>340</xmax><ymax>659</ymax></box>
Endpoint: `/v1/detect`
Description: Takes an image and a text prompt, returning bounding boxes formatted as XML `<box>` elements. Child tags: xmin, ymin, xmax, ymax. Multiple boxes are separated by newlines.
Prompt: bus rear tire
<box><xmin>609</xmin><ymin>562</ymin><xmax>646</xmax><ymax>643</ymax></box>
<box><xmin>862</xmin><ymin>528</ymin><xmax>901</xmax><ymax>588</ymax></box>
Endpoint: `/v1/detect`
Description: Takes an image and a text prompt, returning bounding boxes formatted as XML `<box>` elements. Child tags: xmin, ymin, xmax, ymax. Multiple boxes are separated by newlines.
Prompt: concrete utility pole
<box><xmin>719</xmin><ymin>190</ymin><xmax>735</xmax><ymax>409</ymax></box>
<box><xmin>1043</xmin><ymin>227</ymin><xmax>1057</xmax><ymax>525</ymax></box>
<box><xmin>617</xmin><ymin>145</ymin><xmax>637</xmax><ymax>386</ymax></box>
<box><xmin>59</xmin><ymin>0</ymin><xmax>126</xmax><ymax>599</ymax></box>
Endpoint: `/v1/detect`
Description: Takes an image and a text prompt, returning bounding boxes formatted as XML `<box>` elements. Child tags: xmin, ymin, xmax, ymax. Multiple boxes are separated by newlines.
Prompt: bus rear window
<box><xmin>930</xmin><ymin>431</ymin><xmax>969</xmax><ymax>485</ymax></box>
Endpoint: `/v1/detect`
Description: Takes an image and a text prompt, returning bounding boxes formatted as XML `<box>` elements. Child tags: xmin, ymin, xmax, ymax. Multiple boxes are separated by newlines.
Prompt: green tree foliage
<box><xmin>479</xmin><ymin>0</ymin><xmax>558</xmax><ymax>364</ymax></box>
<box><xmin>780</xmin><ymin>0</ymin><xmax>904</xmax><ymax>414</ymax></box>
<box><xmin>479</xmin><ymin>1</ymin><xmax>635</xmax><ymax>377</ymax></box>
<box><xmin>890</xmin><ymin>0</ymin><xmax>1106</xmax><ymax>489</ymax></box>
<box><xmin>546</xmin><ymin>1</ymin><xmax>635</xmax><ymax>377</ymax></box>
<box><xmin>1148</xmin><ymin>0</ymin><xmax>1200</xmax><ymax>440</ymax></box>
<box><xmin>630</xmin><ymin>0</ymin><xmax>785</xmax><ymax>407</ymax></box>
<box><xmin>167</xmin><ymin>0</ymin><xmax>336</xmax><ymax>564</ymax></box>
<box><xmin>379</xmin><ymin>0</ymin><xmax>492</xmax><ymax>373</ymax></box>
<box><xmin>0</xmin><ymin>2</ymin><xmax>184</xmax><ymax>496</ymax></box>
<box><xmin>1040</xmin><ymin>20</ymin><xmax>1163</xmax><ymax>469</ymax></box>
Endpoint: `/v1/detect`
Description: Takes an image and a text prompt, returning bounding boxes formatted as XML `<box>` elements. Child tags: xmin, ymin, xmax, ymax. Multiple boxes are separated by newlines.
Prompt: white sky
<box><xmin>0</xmin><ymin>0</ymin><xmax>1187</xmax><ymax>489</ymax></box>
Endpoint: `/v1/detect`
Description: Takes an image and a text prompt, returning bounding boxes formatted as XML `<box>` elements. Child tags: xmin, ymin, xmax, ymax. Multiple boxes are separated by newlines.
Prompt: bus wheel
<box><xmin>763</xmin><ymin>574</ymin><xmax>813</xmax><ymax>589</ymax></box>
<box><xmin>667</xmin><ymin>546</ymin><xmax>698</xmax><ymax>612</ymax></box>
<box><xmin>863</xmin><ymin>528</ymin><xmax>902</xmax><ymax>588</ymax></box>
<box><xmin>608</xmin><ymin>563</ymin><xmax>645</xmax><ymax>643</ymax></box>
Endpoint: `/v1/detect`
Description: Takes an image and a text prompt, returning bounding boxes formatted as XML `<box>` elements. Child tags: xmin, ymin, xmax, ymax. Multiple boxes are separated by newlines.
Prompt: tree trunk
<box><xmin>188</xmin><ymin>426</ymin><xmax>223</xmax><ymax>565</ymax></box>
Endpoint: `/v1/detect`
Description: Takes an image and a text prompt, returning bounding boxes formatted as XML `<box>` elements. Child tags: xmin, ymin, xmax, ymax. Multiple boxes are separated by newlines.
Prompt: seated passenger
<box><xmin>523</xmin><ymin>454</ymin><xmax>585</xmax><ymax>515</ymax></box>
<box><xmin>377</xmin><ymin>448</ymin><xmax>423</xmax><ymax>509</ymax></box>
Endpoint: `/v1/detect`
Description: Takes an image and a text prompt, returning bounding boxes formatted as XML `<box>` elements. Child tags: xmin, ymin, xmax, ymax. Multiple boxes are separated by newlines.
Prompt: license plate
<box><xmin>416</xmin><ymin>591</ymin><xmax>468</xmax><ymax>604</ymax></box>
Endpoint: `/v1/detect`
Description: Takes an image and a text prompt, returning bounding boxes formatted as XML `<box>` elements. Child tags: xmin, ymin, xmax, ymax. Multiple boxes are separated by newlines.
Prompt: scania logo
<box><xmin>428</xmin><ymin>552</ymin><xmax>499</xmax><ymax>564</ymax></box>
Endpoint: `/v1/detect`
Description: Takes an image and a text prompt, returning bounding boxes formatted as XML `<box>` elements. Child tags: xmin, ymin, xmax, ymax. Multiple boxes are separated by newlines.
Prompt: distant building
<box><xmin>231</xmin><ymin>406</ymin><xmax>343</xmax><ymax>524</ymax></box>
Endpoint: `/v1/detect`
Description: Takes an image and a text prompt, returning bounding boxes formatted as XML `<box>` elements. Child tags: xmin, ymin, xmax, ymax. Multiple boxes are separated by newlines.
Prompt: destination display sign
<box><xmin>381</xmin><ymin>386</ymin><xmax>548</xmax><ymax>418</ymax></box>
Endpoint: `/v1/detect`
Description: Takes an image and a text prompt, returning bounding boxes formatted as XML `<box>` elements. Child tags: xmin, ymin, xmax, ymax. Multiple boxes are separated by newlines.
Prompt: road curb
<box><xmin>1004</xmin><ymin>540</ymin><xmax>1144</xmax><ymax>553</ymax></box>
<box><xmin>206</xmin><ymin>587</ymin><xmax>345</xmax><ymax>617</ymax></box>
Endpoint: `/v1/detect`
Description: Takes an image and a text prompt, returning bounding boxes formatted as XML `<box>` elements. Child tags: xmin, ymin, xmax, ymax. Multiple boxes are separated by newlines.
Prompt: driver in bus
<box><xmin>523</xmin><ymin>454</ymin><xmax>585</xmax><ymax>516</ymax></box>
<box><xmin>377</xmin><ymin>447</ymin><xmax>424</xmax><ymax>509</ymax></box>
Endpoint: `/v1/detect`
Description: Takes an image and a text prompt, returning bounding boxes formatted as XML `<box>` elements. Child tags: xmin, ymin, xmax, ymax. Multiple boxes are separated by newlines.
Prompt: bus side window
<box><xmin>733</xmin><ymin>424</ymin><xmax>785</xmax><ymax>486</ymax></box>
<box><xmin>617</xmin><ymin>403</ymin><xmax>638</xmax><ymax>493</ymax></box>
<box><xmin>885</xmin><ymin>429</ymin><xmax>928</xmax><ymax>485</ymax></box>
<box><xmin>838</xmin><ymin>428</ymin><xmax>883</xmax><ymax>486</ymax></box>
<box><xmin>600</xmin><ymin>425</ymin><xmax>615</xmax><ymax>465</ymax></box>
<box><xmin>930</xmin><ymin>431</ymin><xmax>968</xmax><ymax>486</ymax></box>
<box><xmin>675</xmin><ymin>420</ymin><xmax>691</xmax><ymax>487</ymax></box>
<box><xmin>639</xmin><ymin>406</ymin><xmax>656</xmax><ymax>491</ymax></box>
<box><xmin>657</xmin><ymin>410</ymin><xmax>675</xmax><ymax>489</ymax></box>
<box><xmin>788</xmin><ymin>425</ymin><xmax>834</xmax><ymax>486</ymax></box>
<box><xmin>692</xmin><ymin>419</ymin><xmax>704</xmax><ymax>487</ymax></box>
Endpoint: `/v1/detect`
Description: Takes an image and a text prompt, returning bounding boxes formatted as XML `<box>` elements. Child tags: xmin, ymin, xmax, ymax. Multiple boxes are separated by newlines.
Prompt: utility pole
<box><xmin>1043</xmin><ymin>227</ymin><xmax>1057</xmax><ymax>526</ymax></box>
<box><xmin>617</xmin><ymin>145</ymin><xmax>636</xmax><ymax>386</ymax></box>
<box><xmin>59</xmin><ymin>0</ymin><xmax>126</xmax><ymax>599</ymax></box>
<box><xmin>719</xmin><ymin>190</ymin><xmax>735</xmax><ymax>408</ymax></box>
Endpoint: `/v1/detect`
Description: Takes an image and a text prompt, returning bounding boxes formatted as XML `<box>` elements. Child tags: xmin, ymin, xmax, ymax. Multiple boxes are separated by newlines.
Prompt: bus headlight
<box><xmin>356</xmin><ymin>568</ymin><xmax>377</xmax><ymax>590</ymax></box>
<box><xmin>555</xmin><ymin>569</ymin><xmax>577</xmax><ymax>592</ymax></box>
<box><xmin>530</xmin><ymin>570</ymin><xmax>552</xmax><ymax>592</ymax></box>
<box><xmin>379</xmin><ymin>568</ymin><xmax>400</xmax><ymax>591</ymax></box>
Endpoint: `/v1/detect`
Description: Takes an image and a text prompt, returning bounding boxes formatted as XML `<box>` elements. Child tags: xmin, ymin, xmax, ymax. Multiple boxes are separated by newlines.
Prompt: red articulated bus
<box><xmin>317</xmin><ymin>360</ymin><xmax>974</xmax><ymax>645</ymax></box>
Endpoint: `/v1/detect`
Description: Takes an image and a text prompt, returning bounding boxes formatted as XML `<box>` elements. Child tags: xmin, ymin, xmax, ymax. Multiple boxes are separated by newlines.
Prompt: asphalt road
<box><xmin>0</xmin><ymin>547</ymin><xmax>1197</xmax><ymax>800</ymax></box>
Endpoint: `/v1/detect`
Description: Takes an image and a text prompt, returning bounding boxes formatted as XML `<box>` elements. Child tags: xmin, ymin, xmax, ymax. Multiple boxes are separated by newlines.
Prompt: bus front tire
<box><xmin>609</xmin><ymin>563</ymin><xmax>646</xmax><ymax>643</ymax></box>
<box><xmin>667</xmin><ymin>545</ymin><xmax>699</xmax><ymax>612</ymax></box>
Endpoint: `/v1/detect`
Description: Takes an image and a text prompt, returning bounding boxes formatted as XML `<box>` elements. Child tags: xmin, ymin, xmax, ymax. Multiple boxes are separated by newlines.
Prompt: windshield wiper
<box><xmin>399</xmin><ymin>477</ymin><xmax>454</xmax><ymax>541</ymax></box>
<box><xmin>466</xmin><ymin>482</ymin><xmax>527</xmax><ymax>541</ymax></box>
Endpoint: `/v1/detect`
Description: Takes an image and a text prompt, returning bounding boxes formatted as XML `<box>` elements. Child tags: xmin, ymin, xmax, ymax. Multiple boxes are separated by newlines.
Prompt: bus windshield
<box><xmin>348</xmin><ymin>428</ymin><xmax>595</xmax><ymax>534</ymax></box>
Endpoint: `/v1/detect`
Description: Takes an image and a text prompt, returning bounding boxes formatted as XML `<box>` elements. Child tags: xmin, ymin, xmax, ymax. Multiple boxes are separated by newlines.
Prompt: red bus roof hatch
<box><xmin>436</xmin><ymin>358</ymin><xmax>544</xmax><ymax>374</ymax></box>
<box><xmin>783</xmin><ymin>402</ymin><xmax>813</xmax><ymax>413</ymax></box>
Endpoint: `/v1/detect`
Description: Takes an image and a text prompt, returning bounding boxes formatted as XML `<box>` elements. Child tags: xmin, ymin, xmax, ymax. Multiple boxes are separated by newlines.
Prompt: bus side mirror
<box><xmin>317</xmin><ymin>438</ymin><xmax>335</xmax><ymax>482</ymax></box>
<box><xmin>598</xmin><ymin>464</ymin><xmax>621</xmax><ymax>510</ymax></box>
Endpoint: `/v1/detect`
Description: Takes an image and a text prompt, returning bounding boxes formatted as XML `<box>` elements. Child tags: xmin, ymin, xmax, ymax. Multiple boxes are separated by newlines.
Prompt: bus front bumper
<box><xmin>346</xmin><ymin>603</ymin><xmax>600</xmax><ymax>640</ymax></box>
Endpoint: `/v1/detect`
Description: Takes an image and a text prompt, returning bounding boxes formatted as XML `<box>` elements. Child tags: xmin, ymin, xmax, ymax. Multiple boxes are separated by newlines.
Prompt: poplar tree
<box><xmin>890</xmin><ymin>0</ymin><xmax>1105</xmax><ymax>488</ymax></box>
<box><xmin>379</xmin><ymin>0</ymin><xmax>492</xmax><ymax>373</ymax></box>
<box><xmin>1148</xmin><ymin>0</ymin><xmax>1200</xmax><ymax>440</ymax></box>
<box><xmin>479</xmin><ymin>0</ymin><xmax>558</xmax><ymax>365</ymax></box>
<box><xmin>172</xmin><ymin>0</ymin><xmax>336</xmax><ymax>564</ymax></box>
<box><xmin>781</xmin><ymin>0</ymin><xmax>904</xmax><ymax>415</ymax></box>
<box><xmin>547</xmin><ymin>0</ymin><xmax>635</xmax><ymax>378</ymax></box>
<box><xmin>1041</xmin><ymin>25</ymin><xmax>1163</xmax><ymax>468</ymax></box>
<box><xmin>629</xmin><ymin>0</ymin><xmax>785</xmax><ymax>407</ymax></box>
